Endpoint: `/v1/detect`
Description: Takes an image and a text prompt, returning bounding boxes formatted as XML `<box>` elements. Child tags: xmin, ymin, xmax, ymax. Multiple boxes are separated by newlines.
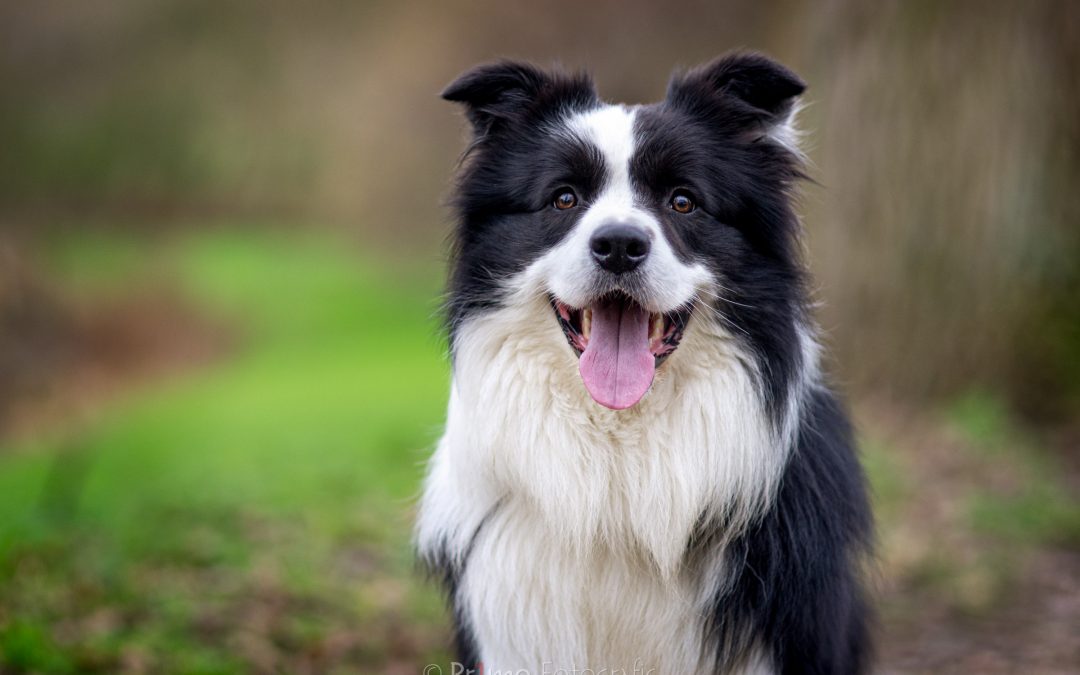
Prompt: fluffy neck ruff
<box><xmin>419</xmin><ymin>276</ymin><xmax>810</xmax><ymax>580</ymax></box>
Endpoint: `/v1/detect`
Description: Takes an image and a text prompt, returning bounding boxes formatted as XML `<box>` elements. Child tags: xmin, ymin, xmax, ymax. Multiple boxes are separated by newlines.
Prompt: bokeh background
<box><xmin>1</xmin><ymin>1</ymin><xmax>1078</xmax><ymax>673</ymax></box>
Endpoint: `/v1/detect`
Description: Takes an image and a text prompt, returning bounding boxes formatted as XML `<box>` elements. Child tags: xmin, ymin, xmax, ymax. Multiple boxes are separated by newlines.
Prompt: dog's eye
<box><xmin>670</xmin><ymin>190</ymin><xmax>695</xmax><ymax>214</ymax></box>
<box><xmin>553</xmin><ymin>190</ymin><xmax>578</xmax><ymax>210</ymax></box>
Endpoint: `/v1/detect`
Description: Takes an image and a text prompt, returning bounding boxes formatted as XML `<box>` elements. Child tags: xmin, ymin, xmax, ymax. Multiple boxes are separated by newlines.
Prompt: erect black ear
<box><xmin>442</xmin><ymin>61</ymin><xmax>596</xmax><ymax>137</ymax></box>
<box><xmin>667</xmin><ymin>51</ymin><xmax>805</xmax><ymax>119</ymax></box>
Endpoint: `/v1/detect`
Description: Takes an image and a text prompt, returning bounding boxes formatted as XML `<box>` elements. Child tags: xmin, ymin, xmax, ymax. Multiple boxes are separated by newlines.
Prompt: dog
<box><xmin>417</xmin><ymin>52</ymin><xmax>873</xmax><ymax>675</ymax></box>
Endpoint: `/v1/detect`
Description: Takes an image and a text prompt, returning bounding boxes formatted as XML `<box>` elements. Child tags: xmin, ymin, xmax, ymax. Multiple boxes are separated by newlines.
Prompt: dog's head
<box><xmin>444</xmin><ymin>53</ymin><xmax>809</xmax><ymax>412</ymax></box>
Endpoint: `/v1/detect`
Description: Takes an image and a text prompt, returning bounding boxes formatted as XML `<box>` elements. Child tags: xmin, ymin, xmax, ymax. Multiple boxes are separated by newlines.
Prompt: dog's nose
<box><xmin>589</xmin><ymin>224</ymin><xmax>651</xmax><ymax>274</ymax></box>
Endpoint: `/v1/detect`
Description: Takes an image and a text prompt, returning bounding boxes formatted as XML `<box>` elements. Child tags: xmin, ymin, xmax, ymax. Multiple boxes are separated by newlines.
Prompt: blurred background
<box><xmin>1</xmin><ymin>1</ymin><xmax>1077</xmax><ymax>673</ymax></box>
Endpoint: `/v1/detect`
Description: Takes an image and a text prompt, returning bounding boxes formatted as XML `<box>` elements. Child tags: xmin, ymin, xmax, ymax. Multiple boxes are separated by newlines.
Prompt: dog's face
<box><xmin>445</xmin><ymin>54</ymin><xmax>808</xmax><ymax>412</ymax></box>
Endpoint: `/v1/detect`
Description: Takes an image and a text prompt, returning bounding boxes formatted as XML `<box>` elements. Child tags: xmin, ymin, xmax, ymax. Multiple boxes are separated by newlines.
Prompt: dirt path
<box><xmin>0</xmin><ymin>255</ymin><xmax>229</xmax><ymax>445</ymax></box>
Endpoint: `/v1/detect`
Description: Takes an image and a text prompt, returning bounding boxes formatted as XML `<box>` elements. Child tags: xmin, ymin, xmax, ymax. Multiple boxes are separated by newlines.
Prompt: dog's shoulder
<box><xmin>705</xmin><ymin>385</ymin><xmax>874</xmax><ymax>674</ymax></box>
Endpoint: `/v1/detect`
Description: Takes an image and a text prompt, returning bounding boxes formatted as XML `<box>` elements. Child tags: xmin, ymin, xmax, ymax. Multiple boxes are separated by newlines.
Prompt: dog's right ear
<box><xmin>443</xmin><ymin>61</ymin><xmax>596</xmax><ymax>137</ymax></box>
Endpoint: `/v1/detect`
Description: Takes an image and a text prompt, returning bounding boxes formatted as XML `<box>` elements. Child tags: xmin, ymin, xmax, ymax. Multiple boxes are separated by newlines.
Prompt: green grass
<box><xmin>0</xmin><ymin>229</ymin><xmax>452</xmax><ymax>673</ymax></box>
<box><xmin>949</xmin><ymin>392</ymin><xmax>1080</xmax><ymax>548</ymax></box>
<box><xmin>865</xmin><ymin>390</ymin><xmax>1080</xmax><ymax>618</ymax></box>
<box><xmin>4</xmin><ymin>228</ymin><xmax>1079</xmax><ymax>672</ymax></box>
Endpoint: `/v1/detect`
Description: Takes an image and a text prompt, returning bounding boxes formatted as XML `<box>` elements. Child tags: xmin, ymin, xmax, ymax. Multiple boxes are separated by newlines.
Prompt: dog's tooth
<box><xmin>582</xmin><ymin>309</ymin><xmax>592</xmax><ymax>341</ymax></box>
<box><xmin>650</xmin><ymin>314</ymin><xmax>664</xmax><ymax>342</ymax></box>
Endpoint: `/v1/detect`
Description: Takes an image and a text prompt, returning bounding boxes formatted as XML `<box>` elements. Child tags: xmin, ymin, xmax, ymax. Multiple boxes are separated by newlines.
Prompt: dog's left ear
<box><xmin>667</xmin><ymin>52</ymin><xmax>805</xmax><ymax>148</ymax></box>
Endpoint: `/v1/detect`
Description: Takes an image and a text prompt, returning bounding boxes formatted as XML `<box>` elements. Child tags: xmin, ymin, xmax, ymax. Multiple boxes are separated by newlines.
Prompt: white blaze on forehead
<box><xmin>567</xmin><ymin>104</ymin><xmax>638</xmax><ymax>204</ymax></box>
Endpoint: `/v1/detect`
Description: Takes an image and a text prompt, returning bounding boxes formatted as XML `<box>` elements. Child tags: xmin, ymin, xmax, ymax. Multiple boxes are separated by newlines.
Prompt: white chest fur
<box><xmin>416</xmin><ymin>289</ymin><xmax>789</xmax><ymax>674</ymax></box>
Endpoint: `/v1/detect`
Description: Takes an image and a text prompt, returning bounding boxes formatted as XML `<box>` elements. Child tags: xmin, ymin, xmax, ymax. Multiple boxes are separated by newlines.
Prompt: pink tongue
<box><xmin>579</xmin><ymin>300</ymin><xmax>656</xmax><ymax>410</ymax></box>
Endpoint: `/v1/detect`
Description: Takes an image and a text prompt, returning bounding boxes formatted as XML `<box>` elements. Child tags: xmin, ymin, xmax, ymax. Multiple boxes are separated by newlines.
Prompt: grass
<box><xmin>949</xmin><ymin>392</ymin><xmax>1080</xmax><ymax>548</ymax></box>
<box><xmin>0</xmin><ymin>228</ymin><xmax>452</xmax><ymax>673</ymax></box>
<box><xmin>2</xmin><ymin>227</ymin><xmax>1078</xmax><ymax>673</ymax></box>
<box><xmin>863</xmin><ymin>390</ymin><xmax>1080</xmax><ymax>621</ymax></box>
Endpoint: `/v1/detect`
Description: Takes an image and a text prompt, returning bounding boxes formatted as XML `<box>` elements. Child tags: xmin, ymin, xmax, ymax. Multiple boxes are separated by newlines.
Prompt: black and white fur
<box><xmin>418</xmin><ymin>53</ymin><xmax>873</xmax><ymax>675</ymax></box>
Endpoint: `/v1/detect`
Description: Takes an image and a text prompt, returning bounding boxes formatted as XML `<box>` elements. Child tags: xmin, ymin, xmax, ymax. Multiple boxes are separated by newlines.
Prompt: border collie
<box><xmin>418</xmin><ymin>52</ymin><xmax>873</xmax><ymax>675</ymax></box>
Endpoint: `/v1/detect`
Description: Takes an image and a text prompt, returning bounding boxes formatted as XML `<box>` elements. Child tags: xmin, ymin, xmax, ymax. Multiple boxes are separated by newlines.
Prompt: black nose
<box><xmin>589</xmin><ymin>224</ymin><xmax>651</xmax><ymax>274</ymax></box>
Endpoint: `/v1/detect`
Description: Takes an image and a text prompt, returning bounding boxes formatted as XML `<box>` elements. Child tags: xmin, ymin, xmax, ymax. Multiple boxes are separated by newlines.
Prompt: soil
<box><xmin>0</xmin><ymin>263</ymin><xmax>229</xmax><ymax>443</ymax></box>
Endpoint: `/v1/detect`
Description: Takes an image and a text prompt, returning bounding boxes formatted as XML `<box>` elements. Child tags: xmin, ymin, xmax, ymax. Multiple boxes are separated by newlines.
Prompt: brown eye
<box><xmin>670</xmin><ymin>190</ymin><xmax>695</xmax><ymax>214</ymax></box>
<box><xmin>553</xmin><ymin>190</ymin><xmax>577</xmax><ymax>210</ymax></box>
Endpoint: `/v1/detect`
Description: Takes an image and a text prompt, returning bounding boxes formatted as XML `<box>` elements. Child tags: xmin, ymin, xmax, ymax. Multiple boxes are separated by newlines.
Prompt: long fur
<box><xmin>418</xmin><ymin>52</ymin><xmax>873</xmax><ymax>675</ymax></box>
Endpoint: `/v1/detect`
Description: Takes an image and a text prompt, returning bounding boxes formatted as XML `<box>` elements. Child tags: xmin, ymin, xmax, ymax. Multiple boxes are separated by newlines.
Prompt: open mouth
<box><xmin>551</xmin><ymin>292</ymin><xmax>690</xmax><ymax>410</ymax></box>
